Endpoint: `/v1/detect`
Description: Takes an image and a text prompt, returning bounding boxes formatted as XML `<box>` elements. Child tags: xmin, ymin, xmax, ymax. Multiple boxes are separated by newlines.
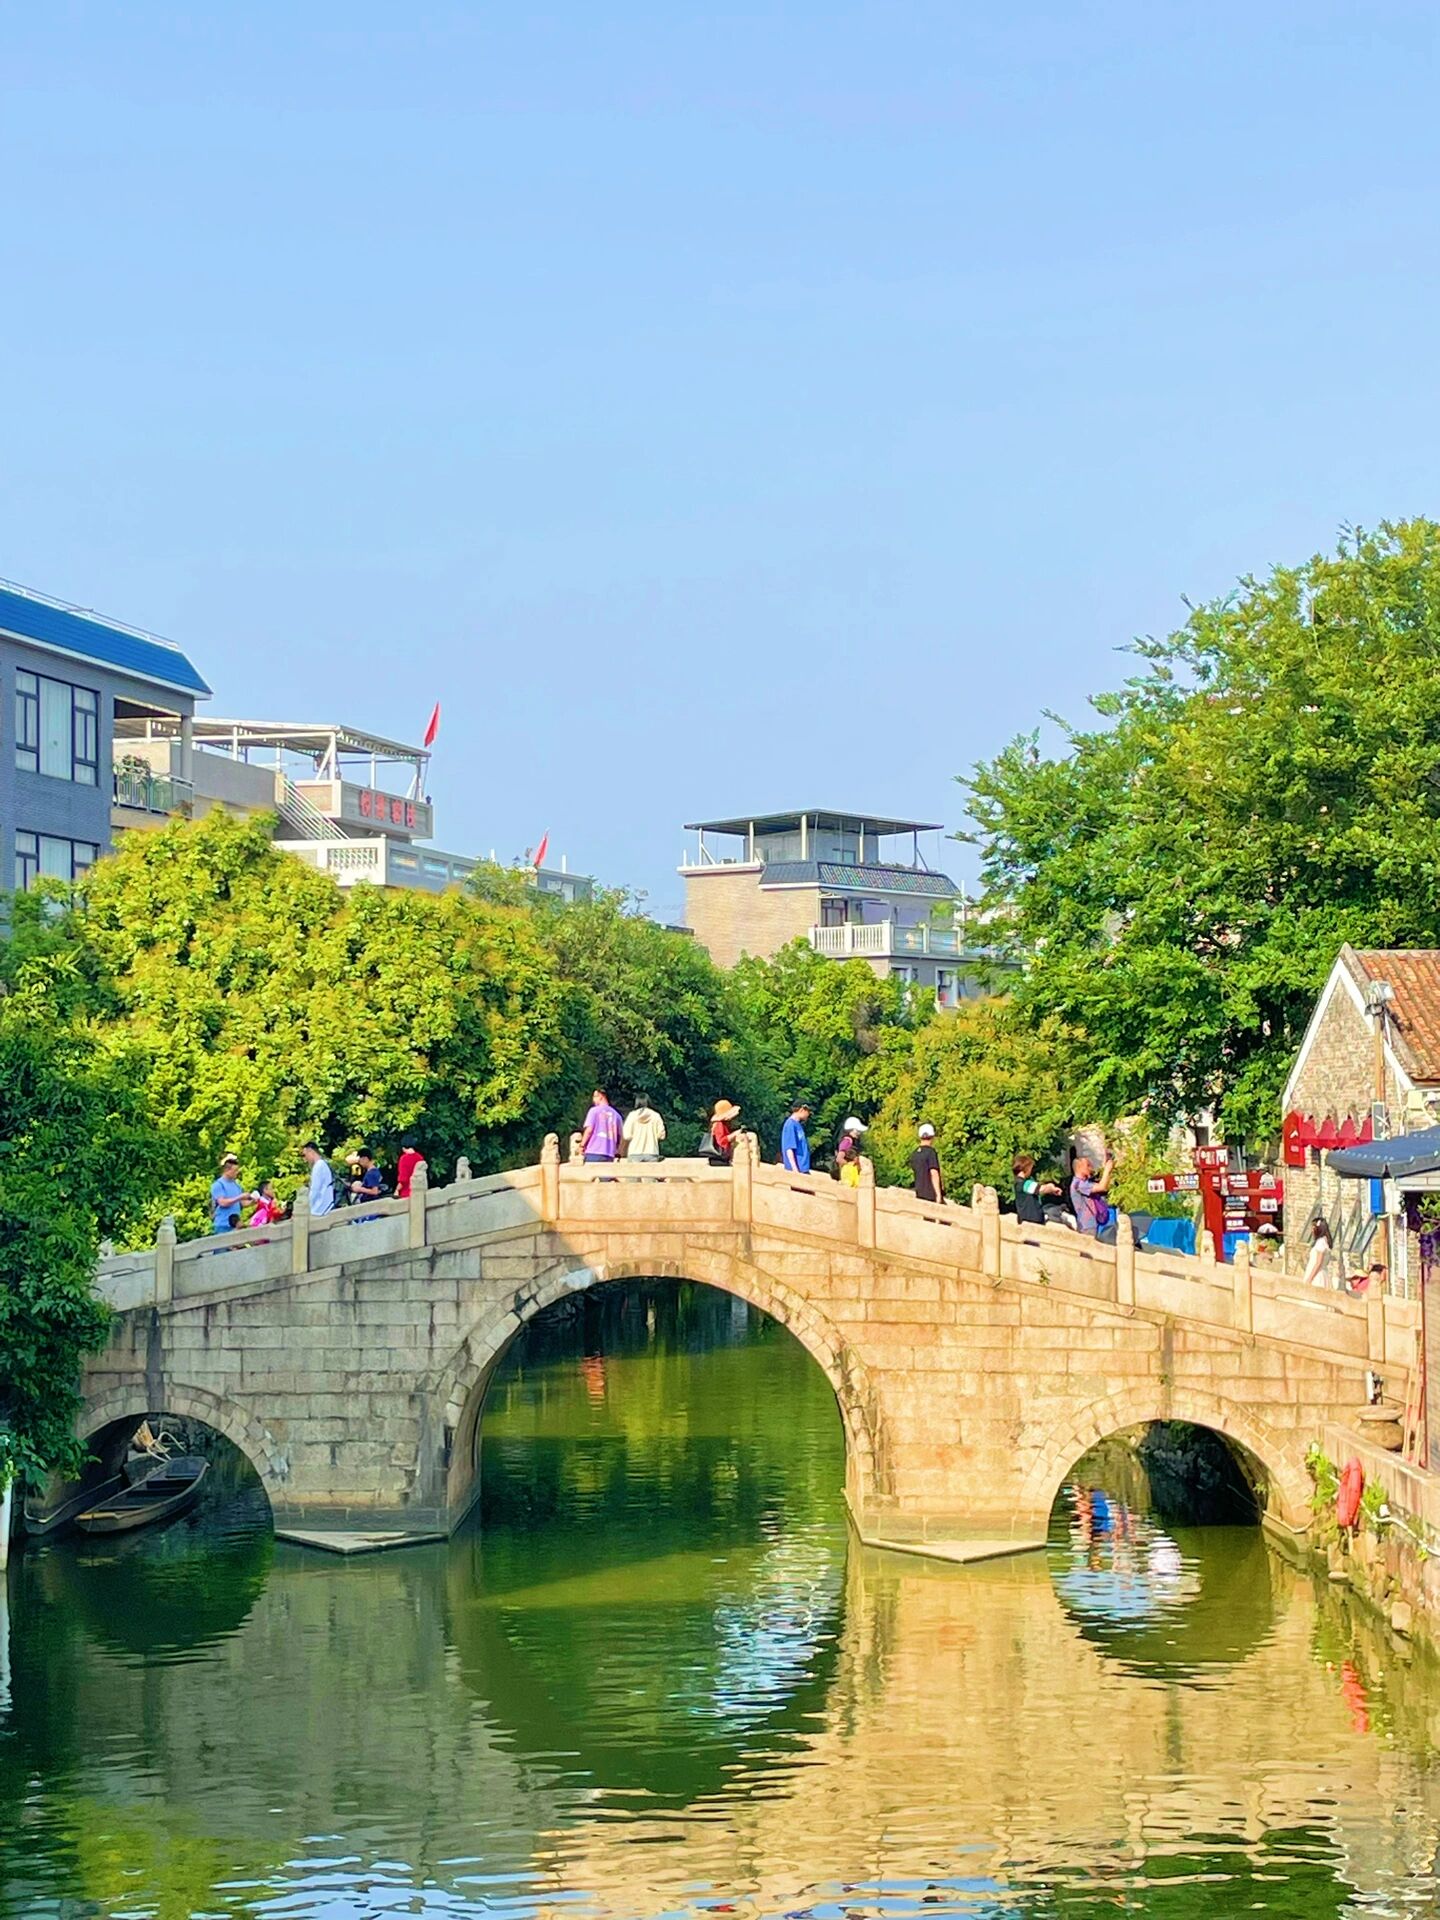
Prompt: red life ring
<box><xmin>1336</xmin><ymin>1455</ymin><xmax>1365</xmax><ymax>1530</ymax></box>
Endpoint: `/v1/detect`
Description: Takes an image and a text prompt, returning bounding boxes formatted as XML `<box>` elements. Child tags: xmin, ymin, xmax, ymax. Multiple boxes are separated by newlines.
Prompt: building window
<box><xmin>14</xmin><ymin>831</ymin><xmax>99</xmax><ymax>889</ymax></box>
<box><xmin>936</xmin><ymin>967</ymin><xmax>957</xmax><ymax>1009</ymax></box>
<box><xmin>15</xmin><ymin>671</ymin><xmax>99</xmax><ymax>785</ymax></box>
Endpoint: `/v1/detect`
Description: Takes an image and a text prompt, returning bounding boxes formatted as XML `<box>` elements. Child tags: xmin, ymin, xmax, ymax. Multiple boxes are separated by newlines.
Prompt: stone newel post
<box><xmin>856</xmin><ymin>1155</ymin><xmax>876</xmax><ymax>1248</ymax></box>
<box><xmin>978</xmin><ymin>1185</ymin><xmax>1001</xmax><ymax>1280</ymax></box>
<box><xmin>1199</xmin><ymin>1227</ymin><xmax>1217</xmax><ymax>1264</ymax></box>
<box><xmin>1231</xmin><ymin>1232</ymin><xmax>1253</xmax><ymax>1335</ymax></box>
<box><xmin>1114</xmin><ymin>1212</ymin><xmax>1136</xmax><ymax>1308</ymax></box>
<box><xmin>407</xmin><ymin>1160</ymin><xmax>429</xmax><ymax>1250</ymax></box>
<box><xmin>541</xmin><ymin>1132</ymin><xmax>561</xmax><ymax>1226</ymax></box>
<box><xmin>731</xmin><ymin>1130</ymin><xmax>754</xmax><ymax>1226</ymax></box>
<box><xmin>1367</xmin><ymin>1282</ymin><xmax>1387</xmax><ymax>1367</ymax></box>
<box><xmin>290</xmin><ymin>1188</ymin><xmax>310</xmax><ymax>1276</ymax></box>
<box><xmin>568</xmin><ymin>1131</ymin><xmax>583</xmax><ymax>1165</ymax></box>
<box><xmin>154</xmin><ymin>1215</ymin><xmax>176</xmax><ymax>1306</ymax></box>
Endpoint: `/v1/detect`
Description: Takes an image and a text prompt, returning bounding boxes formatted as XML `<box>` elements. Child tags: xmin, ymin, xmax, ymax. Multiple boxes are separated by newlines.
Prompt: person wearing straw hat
<box><xmin>836</xmin><ymin>1117</ymin><xmax>867</xmax><ymax>1187</ymax></box>
<box><xmin>707</xmin><ymin>1099</ymin><xmax>741</xmax><ymax>1165</ymax></box>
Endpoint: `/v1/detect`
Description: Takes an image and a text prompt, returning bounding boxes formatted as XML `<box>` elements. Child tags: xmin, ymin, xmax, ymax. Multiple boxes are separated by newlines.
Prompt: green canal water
<box><xmin>4</xmin><ymin>1279</ymin><xmax>1440</xmax><ymax>1917</ymax></box>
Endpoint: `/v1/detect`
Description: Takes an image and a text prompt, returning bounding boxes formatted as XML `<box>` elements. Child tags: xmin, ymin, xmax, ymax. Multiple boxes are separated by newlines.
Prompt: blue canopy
<box><xmin>1326</xmin><ymin>1124</ymin><xmax>1440</xmax><ymax>1180</ymax></box>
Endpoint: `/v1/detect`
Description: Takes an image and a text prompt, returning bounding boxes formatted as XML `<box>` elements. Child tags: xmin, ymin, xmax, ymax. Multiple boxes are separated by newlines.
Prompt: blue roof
<box><xmin>761</xmin><ymin>860</ymin><xmax>959</xmax><ymax>897</ymax></box>
<box><xmin>0</xmin><ymin>583</ymin><xmax>211</xmax><ymax>699</ymax></box>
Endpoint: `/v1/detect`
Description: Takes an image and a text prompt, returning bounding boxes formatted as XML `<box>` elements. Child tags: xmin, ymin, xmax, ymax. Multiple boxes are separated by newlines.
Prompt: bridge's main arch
<box><xmin>434</xmin><ymin>1250</ymin><xmax>891</xmax><ymax>1530</ymax></box>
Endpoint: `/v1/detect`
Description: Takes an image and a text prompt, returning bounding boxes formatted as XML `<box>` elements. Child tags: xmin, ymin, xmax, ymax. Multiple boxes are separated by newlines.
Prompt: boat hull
<box><xmin>74</xmin><ymin>1459</ymin><xmax>209</xmax><ymax>1535</ymax></box>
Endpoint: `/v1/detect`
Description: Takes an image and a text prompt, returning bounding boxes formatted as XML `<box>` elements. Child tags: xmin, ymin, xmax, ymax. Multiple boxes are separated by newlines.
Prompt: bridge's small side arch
<box><xmin>433</xmin><ymin>1248</ymin><xmax>890</xmax><ymax>1529</ymax></box>
<box><xmin>1017</xmin><ymin>1384</ymin><xmax>1311</xmax><ymax>1533</ymax></box>
<box><xmin>79</xmin><ymin>1379</ymin><xmax>287</xmax><ymax>1513</ymax></box>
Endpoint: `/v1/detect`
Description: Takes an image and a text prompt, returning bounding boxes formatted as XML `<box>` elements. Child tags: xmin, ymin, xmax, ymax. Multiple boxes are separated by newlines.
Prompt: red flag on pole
<box><xmin>422</xmin><ymin>703</ymin><xmax>441</xmax><ymax>749</ymax></box>
<box><xmin>533</xmin><ymin>831</ymin><xmax>550</xmax><ymax>871</ymax></box>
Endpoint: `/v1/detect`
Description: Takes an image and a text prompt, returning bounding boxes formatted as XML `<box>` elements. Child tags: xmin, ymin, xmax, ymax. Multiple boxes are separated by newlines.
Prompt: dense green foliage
<box><xmin>730</xmin><ymin>943</ymin><xmax>920</xmax><ymax>1156</ymax></box>
<box><xmin>0</xmin><ymin>925</ymin><xmax>162</xmax><ymax>1484</ymax></box>
<box><xmin>70</xmin><ymin>813</ymin><xmax>795</xmax><ymax>1233</ymax></box>
<box><xmin>966</xmin><ymin>519</ymin><xmax>1440</xmax><ymax>1139</ymax></box>
<box><xmin>867</xmin><ymin>999</ymin><xmax>1075</xmax><ymax>1198</ymax></box>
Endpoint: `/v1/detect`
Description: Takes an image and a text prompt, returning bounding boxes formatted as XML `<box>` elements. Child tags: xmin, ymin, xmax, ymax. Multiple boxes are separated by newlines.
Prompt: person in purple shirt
<box><xmin>1069</xmin><ymin>1151</ymin><xmax>1115</xmax><ymax>1236</ymax></box>
<box><xmin>581</xmin><ymin>1088</ymin><xmax>623</xmax><ymax>1163</ymax></box>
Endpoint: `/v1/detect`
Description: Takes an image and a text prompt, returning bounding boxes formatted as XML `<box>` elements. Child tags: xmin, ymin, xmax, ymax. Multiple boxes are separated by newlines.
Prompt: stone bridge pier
<box><xmin>78</xmin><ymin>1138</ymin><xmax>1416</xmax><ymax>1553</ymax></box>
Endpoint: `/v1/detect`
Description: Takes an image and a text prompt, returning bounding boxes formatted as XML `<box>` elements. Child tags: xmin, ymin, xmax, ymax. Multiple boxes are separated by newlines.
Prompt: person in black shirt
<box><xmin>910</xmin><ymin>1123</ymin><xmax>944</xmax><ymax>1203</ymax></box>
<box><xmin>1012</xmin><ymin>1152</ymin><xmax>1063</xmax><ymax>1225</ymax></box>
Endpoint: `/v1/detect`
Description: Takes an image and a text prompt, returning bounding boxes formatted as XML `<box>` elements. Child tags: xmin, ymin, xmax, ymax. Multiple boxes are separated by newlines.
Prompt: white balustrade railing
<box><xmin>808</xmin><ymin>923</ymin><xmax>891</xmax><ymax>957</ymax></box>
<box><xmin>809</xmin><ymin>922</ymin><xmax>963</xmax><ymax>959</ymax></box>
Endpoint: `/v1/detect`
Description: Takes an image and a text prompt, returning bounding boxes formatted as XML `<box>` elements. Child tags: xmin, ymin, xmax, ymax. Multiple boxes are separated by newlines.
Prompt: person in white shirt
<box><xmin>302</xmin><ymin>1141</ymin><xmax>335</xmax><ymax>1216</ymax></box>
<box><xmin>622</xmin><ymin>1097</ymin><xmax>666</xmax><ymax>1162</ymax></box>
<box><xmin>1301</xmin><ymin>1216</ymin><xmax>1336</xmax><ymax>1289</ymax></box>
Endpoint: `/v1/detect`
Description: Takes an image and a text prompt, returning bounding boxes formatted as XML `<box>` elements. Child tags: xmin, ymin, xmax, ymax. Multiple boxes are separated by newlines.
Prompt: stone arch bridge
<box><xmin>81</xmin><ymin>1139</ymin><xmax>1417</xmax><ymax>1554</ymax></box>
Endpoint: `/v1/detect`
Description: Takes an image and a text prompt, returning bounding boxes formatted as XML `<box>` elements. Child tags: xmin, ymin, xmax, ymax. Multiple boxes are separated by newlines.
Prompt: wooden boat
<box><xmin>24</xmin><ymin>1474</ymin><xmax>125</xmax><ymax>1538</ymax></box>
<box><xmin>74</xmin><ymin>1456</ymin><xmax>209</xmax><ymax>1535</ymax></box>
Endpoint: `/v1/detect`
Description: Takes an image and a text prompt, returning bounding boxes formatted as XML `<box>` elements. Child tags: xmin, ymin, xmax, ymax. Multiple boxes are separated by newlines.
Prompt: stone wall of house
<box><xmin>683</xmin><ymin>865</ymin><xmax>818</xmax><ymax>967</ymax></box>
<box><xmin>1285</xmin><ymin>978</ymin><xmax>1406</xmax><ymax>1276</ymax></box>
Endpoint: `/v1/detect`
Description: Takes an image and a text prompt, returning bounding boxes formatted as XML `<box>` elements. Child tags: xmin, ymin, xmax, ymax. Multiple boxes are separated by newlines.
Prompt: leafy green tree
<box><xmin>75</xmin><ymin>813</ymin><xmax>783</xmax><ymax>1226</ymax></box>
<box><xmin>79</xmin><ymin>811</ymin><xmax>580</xmax><ymax>1229</ymax></box>
<box><xmin>730</xmin><ymin>941</ymin><xmax>921</xmax><ymax>1157</ymax></box>
<box><xmin>0</xmin><ymin>949</ymin><xmax>164</xmax><ymax>1487</ymax></box>
<box><xmin>966</xmin><ymin>519</ymin><xmax>1440</xmax><ymax>1140</ymax></box>
<box><xmin>867</xmin><ymin>997</ymin><xmax>1075</xmax><ymax>1199</ymax></box>
<box><xmin>535</xmin><ymin>893</ymin><xmax>774</xmax><ymax>1148</ymax></box>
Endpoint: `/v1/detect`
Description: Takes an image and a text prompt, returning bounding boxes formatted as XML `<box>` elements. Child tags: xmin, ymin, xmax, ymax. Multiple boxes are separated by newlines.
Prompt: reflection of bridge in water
<box><xmin>81</xmin><ymin>1137</ymin><xmax>1418</xmax><ymax>1550</ymax></box>
<box><xmin>7</xmin><ymin>1527</ymin><xmax>1439</xmax><ymax>1916</ymax></box>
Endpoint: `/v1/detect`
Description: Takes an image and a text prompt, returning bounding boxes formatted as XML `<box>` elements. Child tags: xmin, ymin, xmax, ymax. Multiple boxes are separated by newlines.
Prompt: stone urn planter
<box><xmin>1354</xmin><ymin>1401</ymin><xmax>1406</xmax><ymax>1452</ymax></box>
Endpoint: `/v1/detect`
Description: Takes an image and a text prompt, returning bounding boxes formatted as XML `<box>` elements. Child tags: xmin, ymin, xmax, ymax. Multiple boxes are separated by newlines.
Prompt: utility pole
<box><xmin>1367</xmin><ymin>978</ymin><xmax>1395</xmax><ymax>1284</ymax></box>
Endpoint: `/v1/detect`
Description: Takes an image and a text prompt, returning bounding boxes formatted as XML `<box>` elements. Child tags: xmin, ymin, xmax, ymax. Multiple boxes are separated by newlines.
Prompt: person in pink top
<box><xmin>581</xmin><ymin>1088</ymin><xmax>623</xmax><ymax>1163</ymax></box>
<box><xmin>248</xmin><ymin>1179</ymin><xmax>283</xmax><ymax>1227</ymax></box>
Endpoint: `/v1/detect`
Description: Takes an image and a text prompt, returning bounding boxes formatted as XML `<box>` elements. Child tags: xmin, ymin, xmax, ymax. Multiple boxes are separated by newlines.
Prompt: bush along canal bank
<box><xmin>1302</xmin><ymin>1426</ymin><xmax>1440</xmax><ymax>1652</ymax></box>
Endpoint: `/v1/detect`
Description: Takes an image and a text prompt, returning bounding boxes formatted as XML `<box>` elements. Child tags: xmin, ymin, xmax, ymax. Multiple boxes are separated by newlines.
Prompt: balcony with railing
<box><xmin>809</xmin><ymin>921</ymin><xmax>962</xmax><ymax>959</ymax></box>
<box><xmin>112</xmin><ymin>765</ymin><xmax>195</xmax><ymax>816</ymax></box>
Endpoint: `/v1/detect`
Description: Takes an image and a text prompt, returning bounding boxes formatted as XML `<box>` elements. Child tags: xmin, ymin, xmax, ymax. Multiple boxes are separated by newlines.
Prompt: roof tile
<box><xmin>1351</xmin><ymin>949</ymin><xmax>1440</xmax><ymax>1082</ymax></box>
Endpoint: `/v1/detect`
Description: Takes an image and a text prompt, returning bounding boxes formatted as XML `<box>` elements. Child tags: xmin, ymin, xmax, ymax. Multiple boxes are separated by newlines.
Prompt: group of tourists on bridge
<box><xmin>202</xmin><ymin>1095</ymin><xmax>1149</xmax><ymax>1248</ymax></box>
<box><xmin>576</xmin><ymin>1088</ymin><xmax>952</xmax><ymax>1203</ymax></box>
<box><xmin>208</xmin><ymin>1141</ymin><xmax>428</xmax><ymax>1234</ymax></box>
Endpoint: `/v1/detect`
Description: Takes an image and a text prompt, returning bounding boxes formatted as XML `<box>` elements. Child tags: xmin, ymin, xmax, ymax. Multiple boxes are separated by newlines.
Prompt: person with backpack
<box><xmin>704</xmin><ymin>1099</ymin><xmax>741</xmax><ymax>1164</ymax></box>
<box><xmin>1069</xmin><ymin>1150</ymin><xmax>1115</xmax><ymax>1237</ymax></box>
<box><xmin>835</xmin><ymin>1117</ymin><xmax>866</xmax><ymax>1187</ymax></box>
<box><xmin>301</xmin><ymin>1141</ymin><xmax>336</xmax><ymax>1216</ymax></box>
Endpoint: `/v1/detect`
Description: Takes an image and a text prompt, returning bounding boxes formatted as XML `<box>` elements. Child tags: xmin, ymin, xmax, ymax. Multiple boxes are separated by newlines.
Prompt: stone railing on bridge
<box><xmin>93</xmin><ymin>1139</ymin><xmax>1420</xmax><ymax>1375</ymax></box>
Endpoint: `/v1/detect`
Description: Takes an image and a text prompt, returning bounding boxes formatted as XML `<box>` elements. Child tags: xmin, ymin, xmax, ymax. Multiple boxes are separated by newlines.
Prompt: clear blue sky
<box><xmin>5</xmin><ymin>5</ymin><xmax>1438</xmax><ymax>921</ymax></box>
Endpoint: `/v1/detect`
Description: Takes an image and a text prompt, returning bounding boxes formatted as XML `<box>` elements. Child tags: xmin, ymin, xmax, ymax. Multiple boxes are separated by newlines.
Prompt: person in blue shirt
<box><xmin>780</xmin><ymin>1100</ymin><xmax>812</xmax><ymax>1174</ymax></box>
<box><xmin>209</xmin><ymin>1153</ymin><xmax>245</xmax><ymax>1233</ymax></box>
